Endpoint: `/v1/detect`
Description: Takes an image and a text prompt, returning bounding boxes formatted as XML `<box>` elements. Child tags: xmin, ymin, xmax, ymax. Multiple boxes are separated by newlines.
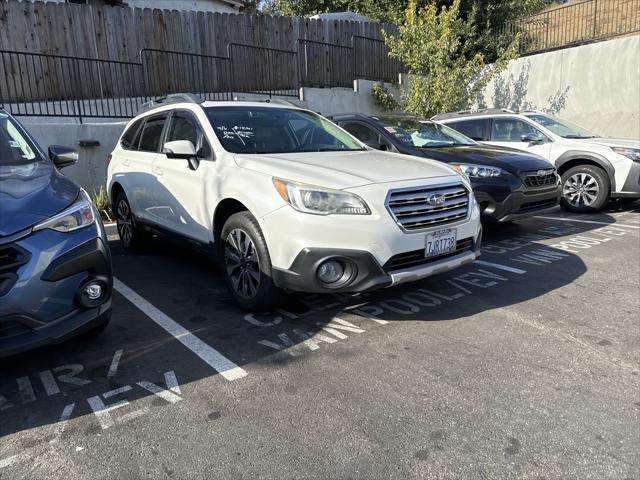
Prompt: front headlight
<box><xmin>612</xmin><ymin>147</ymin><xmax>640</xmax><ymax>162</ymax></box>
<box><xmin>273</xmin><ymin>178</ymin><xmax>370</xmax><ymax>215</ymax></box>
<box><xmin>33</xmin><ymin>190</ymin><xmax>96</xmax><ymax>233</ymax></box>
<box><xmin>450</xmin><ymin>164</ymin><xmax>507</xmax><ymax>179</ymax></box>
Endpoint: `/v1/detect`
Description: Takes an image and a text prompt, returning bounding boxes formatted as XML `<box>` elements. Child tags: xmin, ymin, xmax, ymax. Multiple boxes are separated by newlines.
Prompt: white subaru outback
<box><xmin>435</xmin><ymin>110</ymin><xmax>640</xmax><ymax>212</ymax></box>
<box><xmin>107</xmin><ymin>95</ymin><xmax>482</xmax><ymax>311</ymax></box>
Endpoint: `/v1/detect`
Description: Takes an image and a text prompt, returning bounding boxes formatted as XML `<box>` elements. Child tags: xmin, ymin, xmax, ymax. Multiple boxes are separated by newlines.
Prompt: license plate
<box><xmin>425</xmin><ymin>228</ymin><xmax>457</xmax><ymax>259</ymax></box>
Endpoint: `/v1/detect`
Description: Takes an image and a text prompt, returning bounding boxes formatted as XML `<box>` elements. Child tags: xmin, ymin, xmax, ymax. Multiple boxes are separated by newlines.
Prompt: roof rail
<box><xmin>431</xmin><ymin>108</ymin><xmax>515</xmax><ymax>121</ymax></box>
<box><xmin>327</xmin><ymin>112</ymin><xmax>371</xmax><ymax>120</ymax></box>
<box><xmin>137</xmin><ymin>93</ymin><xmax>203</xmax><ymax>115</ymax></box>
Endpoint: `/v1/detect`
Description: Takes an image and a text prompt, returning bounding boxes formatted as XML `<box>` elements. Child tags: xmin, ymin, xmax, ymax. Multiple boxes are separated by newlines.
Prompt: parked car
<box><xmin>434</xmin><ymin>109</ymin><xmax>640</xmax><ymax>212</ymax></box>
<box><xmin>107</xmin><ymin>95</ymin><xmax>482</xmax><ymax>312</ymax></box>
<box><xmin>330</xmin><ymin>113</ymin><xmax>561</xmax><ymax>223</ymax></box>
<box><xmin>0</xmin><ymin>109</ymin><xmax>112</xmax><ymax>358</ymax></box>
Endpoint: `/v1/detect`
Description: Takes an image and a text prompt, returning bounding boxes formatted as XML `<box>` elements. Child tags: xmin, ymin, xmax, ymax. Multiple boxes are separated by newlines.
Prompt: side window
<box><xmin>341</xmin><ymin>122</ymin><xmax>379</xmax><ymax>144</ymax></box>
<box><xmin>491</xmin><ymin>118</ymin><xmax>544</xmax><ymax>142</ymax></box>
<box><xmin>165</xmin><ymin>112</ymin><xmax>212</xmax><ymax>159</ymax></box>
<box><xmin>120</xmin><ymin>118</ymin><xmax>144</xmax><ymax>150</ymax></box>
<box><xmin>138</xmin><ymin>115</ymin><xmax>167</xmax><ymax>152</ymax></box>
<box><xmin>450</xmin><ymin>119</ymin><xmax>490</xmax><ymax>141</ymax></box>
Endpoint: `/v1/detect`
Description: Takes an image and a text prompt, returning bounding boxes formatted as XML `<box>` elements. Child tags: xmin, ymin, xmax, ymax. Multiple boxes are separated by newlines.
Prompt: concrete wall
<box><xmin>478</xmin><ymin>35</ymin><xmax>640</xmax><ymax>139</ymax></box>
<box><xmin>19</xmin><ymin>79</ymin><xmax>396</xmax><ymax>193</ymax></box>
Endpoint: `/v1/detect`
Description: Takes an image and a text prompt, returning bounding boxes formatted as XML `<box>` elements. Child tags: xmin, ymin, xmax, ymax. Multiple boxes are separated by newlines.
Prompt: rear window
<box><xmin>121</xmin><ymin>118</ymin><xmax>144</xmax><ymax>150</ymax></box>
<box><xmin>449</xmin><ymin>119</ymin><xmax>490</xmax><ymax>142</ymax></box>
<box><xmin>138</xmin><ymin>116</ymin><xmax>167</xmax><ymax>152</ymax></box>
<box><xmin>0</xmin><ymin>114</ymin><xmax>41</xmax><ymax>166</ymax></box>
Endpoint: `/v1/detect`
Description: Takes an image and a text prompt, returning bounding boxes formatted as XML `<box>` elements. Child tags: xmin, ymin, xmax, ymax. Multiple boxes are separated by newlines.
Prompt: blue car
<box><xmin>0</xmin><ymin>110</ymin><xmax>112</xmax><ymax>357</ymax></box>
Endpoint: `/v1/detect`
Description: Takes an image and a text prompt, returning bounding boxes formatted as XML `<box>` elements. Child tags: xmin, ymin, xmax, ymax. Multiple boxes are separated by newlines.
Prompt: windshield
<box><xmin>205</xmin><ymin>106</ymin><xmax>365</xmax><ymax>154</ymax></box>
<box><xmin>375</xmin><ymin>117</ymin><xmax>477</xmax><ymax>148</ymax></box>
<box><xmin>526</xmin><ymin>114</ymin><xmax>598</xmax><ymax>139</ymax></box>
<box><xmin>0</xmin><ymin>113</ymin><xmax>40</xmax><ymax>166</ymax></box>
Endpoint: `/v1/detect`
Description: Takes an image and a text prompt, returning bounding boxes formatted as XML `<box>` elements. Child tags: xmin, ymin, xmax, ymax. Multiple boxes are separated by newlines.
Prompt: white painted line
<box><xmin>107</xmin><ymin>349</ymin><xmax>124</xmax><ymax>378</ymax></box>
<box><xmin>16</xmin><ymin>376</ymin><xmax>36</xmax><ymax>403</ymax></box>
<box><xmin>50</xmin><ymin>403</ymin><xmax>75</xmax><ymax>444</ymax></box>
<box><xmin>113</xmin><ymin>278</ymin><xmax>247</xmax><ymax>381</ymax></box>
<box><xmin>474</xmin><ymin>260</ymin><xmax>527</xmax><ymax>274</ymax></box>
<box><xmin>534</xmin><ymin>216</ymin><xmax>640</xmax><ymax>229</ymax></box>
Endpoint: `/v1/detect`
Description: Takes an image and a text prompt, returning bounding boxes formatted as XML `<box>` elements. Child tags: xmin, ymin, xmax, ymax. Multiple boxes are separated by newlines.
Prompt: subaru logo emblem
<box><xmin>427</xmin><ymin>193</ymin><xmax>446</xmax><ymax>207</ymax></box>
<box><xmin>537</xmin><ymin>169</ymin><xmax>551</xmax><ymax>176</ymax></box>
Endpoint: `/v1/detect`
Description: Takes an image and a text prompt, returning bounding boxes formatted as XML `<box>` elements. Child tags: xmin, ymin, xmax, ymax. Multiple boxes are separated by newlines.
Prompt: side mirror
<box><xmin>163</xmin><ymin>140</ymin><xmax>197</xmax><ymax>159</ymax></box>
<box><xmin>163</xmin><ymin>140</ymin><xmax>199</xmax><ymax>170</ymax></box>
<box><xmin>49</xmin><ymin>145</ymin><xmax>78</xmax><ymax>169</ymax></box>
<box><xmin>521</xmin><ymin>132</ymin><xmax>544</xmax><ymax>144</ymax></box>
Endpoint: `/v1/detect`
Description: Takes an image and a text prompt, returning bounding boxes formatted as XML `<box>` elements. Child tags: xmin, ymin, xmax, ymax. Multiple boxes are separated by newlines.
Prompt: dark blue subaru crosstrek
<box><xmin>0</xmin><ymin>110</ymin><xmax>112</xmax><ymax>357</ymax></box>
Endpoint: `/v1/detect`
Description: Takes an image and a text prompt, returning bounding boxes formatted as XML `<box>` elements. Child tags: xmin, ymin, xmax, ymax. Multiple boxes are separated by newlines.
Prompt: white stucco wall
<box><xmin>479</xmin><ymin>35</ymin><xmax>640</xmax><ymax>140</ymax></box>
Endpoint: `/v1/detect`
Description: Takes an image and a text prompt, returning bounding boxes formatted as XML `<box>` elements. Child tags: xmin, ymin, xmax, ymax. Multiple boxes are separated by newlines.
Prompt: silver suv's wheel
<box><xmin>114</xmin><ymin>191</ymin><xmax>151</xmax><ymax>251</ymax></box>
<box><xmin>225</xmin><ymin>228</ymin><xmax>261</xmax><ymax>300</ymax></box>
<box><xmin>560</xmin><ymin>165</ymin><xmax>610</xmax><ymax>213</ymax></box>
<box><xmin>219</xmin><ymin>212</ymin><xmax>283</xmax><ymax>312</ymax></box>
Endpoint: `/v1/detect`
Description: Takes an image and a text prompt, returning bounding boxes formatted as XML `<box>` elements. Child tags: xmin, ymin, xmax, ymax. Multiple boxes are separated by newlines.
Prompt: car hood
<box><xmin>572</xmin><ymin>138</ymin><xmax>640</xmax><ymax>149</ymax></box>
<box><xmin>0</xmin><ymin>161</ymin><xmax>79</xmax><ymax>237</ymax></box>
<box><xmin>234</xmin><ymin>150</ymin><xmax>460</xmax><ymax>189</ymax></box>
<box><xmin>415</xmin><ymin>144</ymin><xmax>554</xmax><ymax>174</ymax></box>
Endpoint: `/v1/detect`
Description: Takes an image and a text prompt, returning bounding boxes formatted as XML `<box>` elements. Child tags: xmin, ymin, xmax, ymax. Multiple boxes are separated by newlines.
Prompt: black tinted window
<box><xmin>166</xmin><ymin>113</ymin><xmax>198</xmax><ymax>146</ymax></box>
<box><xmin>139</xmin><ymin>116</ymin><xmax>166</xmax><ymax>152</ymax></box>
<box><xmin>121</xmin><ymin>118</ymin><xmax>144</xmax><ymax>150</ymax></box>
<box><xmin>450</xmin><ymin>119</ymin><xmax>490</xmax><ymax>141</ymax></box>
<box><xmin>341</xmin><ymin>123</ymin><xmax>379</xmax><ymax>143</ymax></box>
<box><xmin>491</xmin><ymin>118</ymin><xmax>544</xmax><ymax>142</ymax></box>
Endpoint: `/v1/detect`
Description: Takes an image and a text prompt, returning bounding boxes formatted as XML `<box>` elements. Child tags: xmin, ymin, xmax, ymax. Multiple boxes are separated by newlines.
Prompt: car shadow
<box><xmin>0</xmin><ymin>207</ymin><xmax>634</xmax><ymax>450</ymax></box>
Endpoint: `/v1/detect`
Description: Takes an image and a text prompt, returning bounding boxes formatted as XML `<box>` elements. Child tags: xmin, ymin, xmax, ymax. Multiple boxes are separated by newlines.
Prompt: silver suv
<box><xmin>434</xmin><ymin>109</ymin><xmax>640</xmax><ymax>212</ymax></box>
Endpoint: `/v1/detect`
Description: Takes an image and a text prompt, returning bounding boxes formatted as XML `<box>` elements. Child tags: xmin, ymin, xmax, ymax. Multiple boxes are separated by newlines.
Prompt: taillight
<box><xmin>106</xmin><ymin>154</ymin><xmax>112</xmax><ymax>165</ymax></box>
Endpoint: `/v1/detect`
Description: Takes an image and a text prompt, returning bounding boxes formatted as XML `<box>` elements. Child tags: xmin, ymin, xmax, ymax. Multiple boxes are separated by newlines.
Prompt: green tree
<box><xmin>381</xmin><ymin>0</ymin><xmax>519</xmax><ymax>117</ymax></box>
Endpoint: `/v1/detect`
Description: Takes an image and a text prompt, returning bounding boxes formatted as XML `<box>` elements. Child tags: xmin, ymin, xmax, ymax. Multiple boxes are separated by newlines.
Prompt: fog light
<box><xmin>85</xmin><ymin>283</ymin><xmax>103</xmax><ymax>300</ymax></box>
<box><xmin>317</xmin><ymin>260</ymin><xmax>344</xmax><ymax>284</ymax></box>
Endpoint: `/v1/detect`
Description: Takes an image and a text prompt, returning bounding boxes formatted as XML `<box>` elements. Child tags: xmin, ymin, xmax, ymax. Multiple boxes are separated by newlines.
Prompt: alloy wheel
<box><xmin>116</xmin><ymin>198</ymin><xmax>133</xmax><ymax>246</ymax></box>
<box><xmin>563</xmin><ymin>173</ymin><xmax>600</xmax><ymax>208</ymax></box>
<box><xmin>224</xmin><ymin>228</ymin><xmax>261</xmax><ymax>300</ymax></box>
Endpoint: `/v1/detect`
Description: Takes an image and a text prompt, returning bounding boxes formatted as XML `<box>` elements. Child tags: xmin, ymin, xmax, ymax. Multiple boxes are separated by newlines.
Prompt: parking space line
<box><xmin>107</xmin><ymin>349</ymin><xmax>123</xmax><ymax>378</ymax></box>
<box><xmin>474</xmin><ymin>260</ymin><xmax>527</xmax><ymax>274</ymax></box>
<box><xmin>113</xmin><ymin>278</ymin><xmax>247</xmax><ymax>381</ymax></box>
<box><xmin>534</xmin><ymin>216</ymin><xmax>640</xmax><ymax>229</ymax></box>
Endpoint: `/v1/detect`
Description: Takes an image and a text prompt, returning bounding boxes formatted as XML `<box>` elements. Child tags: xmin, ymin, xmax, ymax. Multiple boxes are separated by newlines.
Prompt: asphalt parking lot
<box><xmin>1</xmin><ymin>203</ymin><xmax>639</xmax><ymax>480</ymax></box>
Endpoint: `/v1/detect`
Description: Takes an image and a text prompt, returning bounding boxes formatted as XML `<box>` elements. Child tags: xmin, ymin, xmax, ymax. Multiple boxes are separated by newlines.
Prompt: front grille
<box><xmin>0</xmin><ymin>243</ymin><xmax>30</xmax><ymax>297</ymax></box>
<box><xmin>523</xmin><ymin>169</ymin><xmax>558</xmax><ymax>189</ymax></box>
<box><xmin>386</xmin><ymin>184</ymin><xmax>470</xmax><ymax>231</ymax></box>
<box><xmin>518</xmin><ymin>199</ymin><xmax>558</xmax><ymax>213</ymax></box>
<box><xmin>383</xmin><ymin>238</ymin><xmax>474</xmax><ymax>273</ymax></box>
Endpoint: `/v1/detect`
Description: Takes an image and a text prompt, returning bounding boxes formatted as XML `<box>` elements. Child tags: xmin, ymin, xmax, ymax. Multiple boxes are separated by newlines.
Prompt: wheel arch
<box><xmin>110</xmin><ymin>182</ymin><xmax>124</xmax><ymax>210</ymax></box>
<box><xmin>213</xmin><ymin>198</ymin><xmax>250</xmax><ymax>242</ymax></box>
<box><xmin>555</xmin><ymin>151</ymin><xmax>616</xmax><ymax>191</ymax></box>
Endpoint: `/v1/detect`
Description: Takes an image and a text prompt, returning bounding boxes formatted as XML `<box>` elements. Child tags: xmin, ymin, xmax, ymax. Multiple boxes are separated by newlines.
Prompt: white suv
<box><xmin>107</xmin><ymin>95</ymin><xmax>482</xmax><ymax>311</ymax></box>
<box><xmin>435</xmin><ymin>110</ymin><xmax>640</xmax><ymax>212</ymax></box>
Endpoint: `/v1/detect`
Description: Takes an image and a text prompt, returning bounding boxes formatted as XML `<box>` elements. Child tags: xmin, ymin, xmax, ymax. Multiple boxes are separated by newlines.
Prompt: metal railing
<box><xmin>0</xmin><ymin>36</ymin><xmax>400</xmax><ymax>119</ymax></box>
<box><xmin>499</xmin><ymin>0</ymin><xmax>640</xmax><ymax>55</ymax></box>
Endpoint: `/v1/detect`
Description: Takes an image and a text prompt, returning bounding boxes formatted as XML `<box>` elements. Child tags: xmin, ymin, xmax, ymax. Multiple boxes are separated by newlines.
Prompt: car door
<box><xmin>151</xmin><ymin>110</ymin><xmax>213</xmax><ymax>243</ymax></box>
<box><xmin>487</xmin><ymin>117</ymin><xmax>552</xmax><ymax>158</ymax></box>
<box><xmin>121</xmin><ymin>114</ymin><xmax>167</xmax><ymax>222</ymax></box>
<box><xmin>339</xmin><ymin>122</ymin><xmax>393</xmax><ymax>151</ymax></box>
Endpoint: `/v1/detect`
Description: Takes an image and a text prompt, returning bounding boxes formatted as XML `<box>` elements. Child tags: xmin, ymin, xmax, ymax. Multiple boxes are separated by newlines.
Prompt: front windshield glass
<box><xmin>375</xmin><ymin>117</ymin><xmax>477</xmax><ymax>148</ymax></box>
<box><xmin>526</xmin><ymin>114</ymin><xmax>598</xmax><ymax>139</ymax></box>
<box><xmin>205</xmin><ymin>106</ymin><xmax>365</xmax><ymax>154</ymax></box>
<box><xmin>0</xmin><ymin>113</ymin><xmax>39</xmax><ymax>166</ymax></box>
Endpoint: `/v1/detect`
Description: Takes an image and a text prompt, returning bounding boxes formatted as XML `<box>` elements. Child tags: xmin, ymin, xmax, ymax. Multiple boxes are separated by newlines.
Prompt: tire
<box><xmin>114</xmin><ymin>191</ymin><xmax>151</xmax><ymax>251</ymax></box>
<box><xmin>219</xmin><ymin>211</ymin><xmax>283</xmax><ymax>312</ymax></box>
<box><xmin>560</xmin><ymin>165</ymin><xmax>610</xmax><ymax>213</ymax></box>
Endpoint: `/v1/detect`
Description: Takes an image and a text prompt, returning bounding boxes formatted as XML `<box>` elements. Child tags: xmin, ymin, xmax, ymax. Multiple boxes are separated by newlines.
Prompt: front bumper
<box><xmin>0</xmin><ymin>220</ymin><xmax>113</xmax><ymax>357</ymax></box>
<box><xmin>612</xmin><ymin>160</ymin><xmax>640</xmax><ymax>198</ymax></box>
<box><xmin>474</xmin><ymin>182</ymin><xmax>561</xmax><ymax>223</ymax></box>
<box><xmin>272</xmin><ymin>231</ymin><xmax>482</xmax><ymax>294</ymax></box>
